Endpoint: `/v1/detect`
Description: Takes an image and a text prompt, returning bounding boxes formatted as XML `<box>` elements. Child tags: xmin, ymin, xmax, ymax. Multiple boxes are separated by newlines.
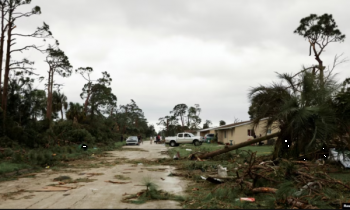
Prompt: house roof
<box><xmin>198</xmin><ymin>126</ymin><xmax>219</xmax><ymax>132</ymax></box>
<box><xmin>214</xmin><ymin>120</ymin><xmax>252</xmax><ymax>130</ymax></box>
<box><xmin>214</xmin><ymin>118</ymin><xmax>269</xmax><ymax>131</ymax></box>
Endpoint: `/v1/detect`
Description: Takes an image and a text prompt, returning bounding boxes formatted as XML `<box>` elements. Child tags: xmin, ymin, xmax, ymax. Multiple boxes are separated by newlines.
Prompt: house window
<box><xmin>248</xmin><ymin>129</ymin><xmax>256</xmax><ymax>136</ymax></box>
<box><xmin>267</xmin><ymin>129</ymin><xmax>271</xmax><ymax>134</ymax></box>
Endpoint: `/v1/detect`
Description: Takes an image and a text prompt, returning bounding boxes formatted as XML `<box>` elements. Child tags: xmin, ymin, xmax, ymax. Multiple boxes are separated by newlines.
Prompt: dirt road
<box><xmin>0</xmin><ymin>142</ymin><xmax>188</xmax><ymax>209</ymax></box>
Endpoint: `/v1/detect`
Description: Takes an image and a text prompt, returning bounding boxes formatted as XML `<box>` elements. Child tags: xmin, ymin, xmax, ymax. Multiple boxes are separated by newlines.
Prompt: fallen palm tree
<box><xmin>195</xmin><ymin>132</ymin><xmax>280</xmax><ymax>159</ymax></box>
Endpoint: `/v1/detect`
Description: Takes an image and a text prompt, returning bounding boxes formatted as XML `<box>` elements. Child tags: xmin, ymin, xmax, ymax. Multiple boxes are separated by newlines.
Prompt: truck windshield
<box><xmin>178</xmin><ymin>134</ymin><xmax>183</xmax><ymax>137</ymax></box>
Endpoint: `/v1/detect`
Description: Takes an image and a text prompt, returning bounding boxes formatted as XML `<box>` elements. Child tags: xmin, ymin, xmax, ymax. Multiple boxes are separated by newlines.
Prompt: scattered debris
<box><xmin>29</xmin><ymin>186</ymin><xmax>71</xmax><ymax>192</ymax></box>
<box><xmin>53</xmin><ymin>176</ymin><xmax>72</xmax><ymax>182</ymax></box>
<box><xmin>294</xmin><ymin>182</ymin><xmax>319</xmax><ymax>196</ymax></box>
<box><xmin>217</xmin><ymin>165</ymin><xmax>228</xmax><ymax>177</ymax></box>
<box><xmin>192</xmin><ymin>188</ymin><xmax>200</xmax><ymax>191</ymax></box>
<box><xmin>315</xmin><ymin>159</ymin><xmax>325</xmax><ymax>166</ymax></box>
<box><xmin>105</xmin><ymin>180</ymin><xmax>131</xmax><ymax>184</ymax></box>
<box><xmin>114</xmin><ymin>175</ymin><xmax>131</xmax><ymax>180</ymax></box>
<box><xmin>329</xmin><ymin>148</ymin><xmax>350</xmax><ymax>168</ymax></box>
<box><xmin>18</xmin><ymin>173</ymin><xmax>37</xmax><ymax>178</ymax></box>
<box><xmin>287</xmin><ymin>198</ymin><xmax>319</xmax><ymax>209</ymax></box>
<box><xmin>122</xmin><ymin>172</ymin><xmax>131</xmax><ymax>174</ymax></box>
<box><xmin>251</xmin><ymin>187</ymin><xmax>277</xmax><ymax>194</ymax></box>
<box><xmin>201</xmin><ymin>176</ymin><xmax>225</xmax><ymax>184</ymax></box>
<box><xmin>236</xmin><ymin>197</ymin><xmax>255</xmax><ymax>202</ymax></box>
<box><xmin>161</xmin><ymin>178</ymin><xmax>165</xmax><ymax>181</ymax></box>
<box><xmin>79</xmin><ymin>178</ymin><xmax>98</xmax><ymax>182</ymax></box>
<box><xmin>186</xmin><ymin>149</ymin><xmax>192</xmax><ymax>151</ymax></box>
<box><xmin>137</xmin><ymin>163</ymin><xmax>143</xmax><ymax>166</ymax></box>
<box><xmin>86</xmin><ymin>173</ymin><xmax>104</xmax><ymax>177</ymax></box>
<box><xmin>63</xmin><ymin>193</ymin><xmax>70</xmax><ymax>196</ymax></box>
<box><xmin>169</xmin><ymin>172</ymin><xmax>185</xmax><ymax>177</ymax></box>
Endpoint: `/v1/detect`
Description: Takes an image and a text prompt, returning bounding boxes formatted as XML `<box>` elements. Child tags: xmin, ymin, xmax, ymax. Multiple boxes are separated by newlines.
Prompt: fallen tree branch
<box><xmin>252</xmin><ymin>187</ymin><xmax>277</xmax><ymax>194</ymax></box>
<box><xmin>197</xmin><ymin>133</ymin><xmax>280</xmax><ymax>159</ymax></box>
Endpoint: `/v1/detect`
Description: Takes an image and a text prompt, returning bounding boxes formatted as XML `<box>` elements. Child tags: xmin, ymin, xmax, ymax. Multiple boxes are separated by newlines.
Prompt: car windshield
<box><xmin>127</xmin><ymin>136</ymin><xmax>138</xmax><ymax>140</ymax></box>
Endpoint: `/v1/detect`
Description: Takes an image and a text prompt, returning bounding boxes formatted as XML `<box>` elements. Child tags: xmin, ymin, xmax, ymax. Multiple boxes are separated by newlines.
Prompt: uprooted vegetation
<box><xmin>122</xmin><ymin>176</ymin><xmax>185</xmax><ymax>204</ymax></box>
<box><xmin>165</xmin><ymin>145</ymin><xmax>350</xmax><ymax>209</ymax></box>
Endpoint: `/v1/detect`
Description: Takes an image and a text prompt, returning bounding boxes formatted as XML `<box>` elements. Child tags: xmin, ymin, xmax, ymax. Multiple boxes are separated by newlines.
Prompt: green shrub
<box><xmin>66</xmin><ymin>129</ymin><xmax>95</xmax><ymax>144</ymax></box>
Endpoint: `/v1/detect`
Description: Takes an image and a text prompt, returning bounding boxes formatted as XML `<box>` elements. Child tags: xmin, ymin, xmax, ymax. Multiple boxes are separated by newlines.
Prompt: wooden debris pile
<box><xmin>197</xmin><ymin>150</ymin><xmax>350</xmax><ymax>209</ymax></box>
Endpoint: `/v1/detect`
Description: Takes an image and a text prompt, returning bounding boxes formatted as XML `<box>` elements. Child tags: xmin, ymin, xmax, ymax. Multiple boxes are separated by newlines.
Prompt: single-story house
<box><xmin>197</xmin><ymin>126</ymin><xmax>218</xmax><ymax>137</ymax></box>
<box><xmin>214</xmin><ymin>118</ymin><xmax>280</xmax><ymax>145</ymax></box>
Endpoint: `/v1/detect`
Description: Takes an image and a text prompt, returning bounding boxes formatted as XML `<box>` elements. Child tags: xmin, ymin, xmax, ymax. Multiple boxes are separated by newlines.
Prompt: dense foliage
<box><xmin>248</xmin><ymin>14</ymin><xmax>350</xmax><ymax>159</ymax></box>
<box><xmin>0</xmin><ymin>0</ymin><xmax>155</xmax><ymax>152</ymax></box>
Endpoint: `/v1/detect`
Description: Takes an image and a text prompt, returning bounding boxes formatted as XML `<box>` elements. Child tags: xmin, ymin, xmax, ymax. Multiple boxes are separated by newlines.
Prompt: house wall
<box><xmin>217</xmin><ymin>119</ymin><xmax>280</xmax><ymax>145</ymax></box>
<box><xmin>217</xmin><ymin>128</ymin><xmax>235</xmax><ymax>144</ymax></box>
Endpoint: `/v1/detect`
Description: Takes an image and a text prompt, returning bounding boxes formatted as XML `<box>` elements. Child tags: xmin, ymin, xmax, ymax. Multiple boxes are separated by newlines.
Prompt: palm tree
<box><xmin>66</xmin><ymin>102</ymin><xmax>84</xmax><ymax>122</ymax></box>
<box><xmin>248</xmin><ymin>70</ymin><xmax>340</xmax><ymax>159</ymax></box>
<box><xmin>52</xmin><ymin>91</ymin><xmax>68</xmax><ymax>120</ymax></box>
<box><xmin>30</xmin><ymin>89</ymin><xmax>47</xmax><ymax>121</ymax></box>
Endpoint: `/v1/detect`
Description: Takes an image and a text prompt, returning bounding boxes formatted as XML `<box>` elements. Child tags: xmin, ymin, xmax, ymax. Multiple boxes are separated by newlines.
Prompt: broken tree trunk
<box><xmin>197</xmin><ymin>132</ymin><xmax>280</xmax><ymax>159</ymax></box>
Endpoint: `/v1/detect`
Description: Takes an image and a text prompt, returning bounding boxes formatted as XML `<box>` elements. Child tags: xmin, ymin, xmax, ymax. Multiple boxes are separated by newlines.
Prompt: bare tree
<box><xmin>45</xmin><ymin>43</ymin><xmax>72</xmax><ymax>121</ymax></box>
<box><xmin>1</xmin><ymin>0</ymin><xmax>52</xmax><ymax>128</ymax></box>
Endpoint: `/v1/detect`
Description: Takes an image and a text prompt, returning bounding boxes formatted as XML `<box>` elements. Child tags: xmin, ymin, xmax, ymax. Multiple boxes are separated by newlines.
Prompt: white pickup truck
<box><xmin>165</xmin><ymin>132</ymin><xmax>203</xmax><ymax>147</ymax></box>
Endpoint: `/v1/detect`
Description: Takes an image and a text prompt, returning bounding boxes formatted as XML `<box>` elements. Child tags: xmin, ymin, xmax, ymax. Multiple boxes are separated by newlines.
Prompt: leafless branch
<box><xmin>324</xmin><ymin>53</ymin><xmax>349</xmax><ymax>82</ymax></box>
<box><xmin>10</xmin><ymin>44</ymin><xmax>45</xmax><ymax>53</ymax></box>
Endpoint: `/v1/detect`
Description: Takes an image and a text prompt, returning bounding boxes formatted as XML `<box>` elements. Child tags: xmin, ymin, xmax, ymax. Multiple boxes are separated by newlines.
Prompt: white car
<box><xmin>165</xmin><ymin>132</ymin><xmax>203</xmax><ymax>147</ymax></box>
<box><xmin>126</xmin><ymin>136</ymin><xmax>139</xmax><ymax>145</ymax></box>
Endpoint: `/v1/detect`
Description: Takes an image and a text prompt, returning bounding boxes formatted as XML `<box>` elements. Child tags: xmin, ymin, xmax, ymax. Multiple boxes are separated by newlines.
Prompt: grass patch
<box><xmin>0</xmin><ymin>141</ymin><xmax>125</xmax><ymax>177</ymax></box>
<box><xmin>114</xmin><ymin>142</ymin><xmax>125</xmax><ymax>150</ymax></box>
<box><xmin>167</xmin><ymin>144</ymin><xmax>273</xmax><ymax>162</ymax></box>
<box><xmin>0</xmin><ymin>162</ymin><xmax>31</xmax><ymax>175</ymax></box>
<box><xmin>53</xmin><ymin>175</ymin><xmax>72</xmax><ymax>181</ymax></box>
<box><xmin>328</xmin><ymin>172</ymin><xmax>350</xmax><ymax>183</ymax></box>
<box><xmin>74</xmin><ymin>178</ymin><xmax>97</xmax><ymax>182</ymax></box>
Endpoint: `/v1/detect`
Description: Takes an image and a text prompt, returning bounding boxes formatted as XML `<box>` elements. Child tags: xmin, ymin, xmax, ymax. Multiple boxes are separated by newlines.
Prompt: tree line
<box><xmin>0</xmin><ymin>0</ymin><xmax>156</xmax><ymax>149</ymax></box>
<box><xmin>157</xmin><ymin>103</ymin><xmax>231</xmax><ymax>136</ymax></box>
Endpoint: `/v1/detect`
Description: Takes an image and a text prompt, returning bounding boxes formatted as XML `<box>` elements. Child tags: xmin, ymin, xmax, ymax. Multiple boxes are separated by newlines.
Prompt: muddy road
<box><xmin>0</xmin><ymin>142</ymin><xmax>188</xmax><ymax>209</ymax></box>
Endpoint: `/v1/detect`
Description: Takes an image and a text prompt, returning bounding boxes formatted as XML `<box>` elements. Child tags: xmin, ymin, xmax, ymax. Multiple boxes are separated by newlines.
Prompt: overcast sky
<box><xmin>12</xmin><ymin>0</ymin><xmax>350</xmax><ymax>132</ymax></box>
